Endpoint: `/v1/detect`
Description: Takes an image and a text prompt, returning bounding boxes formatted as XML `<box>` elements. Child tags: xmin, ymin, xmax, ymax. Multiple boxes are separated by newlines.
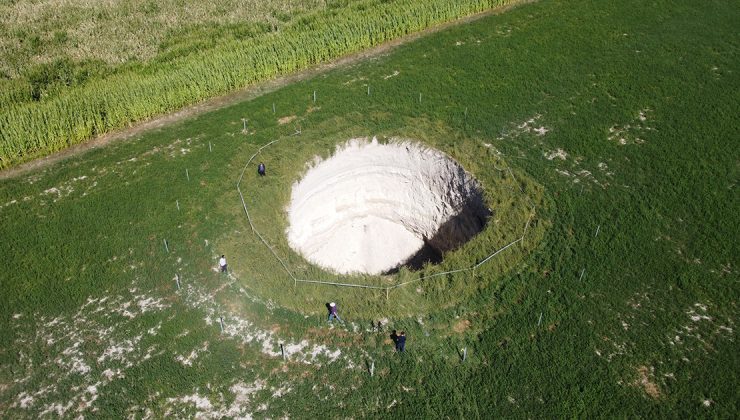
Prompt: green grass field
<box><xmin>1</xmin><ymin>0</ymin><xmax>738</xmax><ymax>417</ymax></box>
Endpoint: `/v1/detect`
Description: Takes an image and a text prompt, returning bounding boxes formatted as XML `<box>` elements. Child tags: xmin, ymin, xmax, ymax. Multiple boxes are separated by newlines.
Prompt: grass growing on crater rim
<box><xmin>0</xmin><ymin>0</ymin><xmax>738</xmax><ymax>417</ymax></box>
<box><xmin>229</xmin><ymin>120</ymin><xmax>545</xmax><ymax>318</ymax></box>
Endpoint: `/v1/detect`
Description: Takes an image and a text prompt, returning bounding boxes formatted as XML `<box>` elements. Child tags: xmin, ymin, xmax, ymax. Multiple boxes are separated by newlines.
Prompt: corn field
<box><xmin>0</xmin><ymin>0</ymin><xmax>513</xmax><ymax>169</ymax></box>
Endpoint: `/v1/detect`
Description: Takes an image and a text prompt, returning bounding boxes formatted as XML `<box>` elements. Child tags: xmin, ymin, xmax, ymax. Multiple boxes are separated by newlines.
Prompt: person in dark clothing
<box><xmin>257</xmin><ymin>162</ymin><xmax>266</xmax><ymax>176</ymax></box>
<box><xmin>327</xmin><ymin>302</ymin><xmax>341</xmax><ymax>322</ymax></box>
<box><xmin>395</xmin><ymin>331</ymin><xmax>406</xmax><ymax>352</ymax></box>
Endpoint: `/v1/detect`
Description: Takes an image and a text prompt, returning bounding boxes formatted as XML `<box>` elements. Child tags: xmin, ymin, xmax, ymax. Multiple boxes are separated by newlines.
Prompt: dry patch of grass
<box><xmin>278</xmin><ymin>115</ymin><xmax>297</xmax><ymax>125</ymax></box>
<box><xmin>634</xmin><ymin>365</ymin><xmax>661</xmax><ymax>399</ymax></box>
<box><xmin>453</xmin><ymin>319</ymin><xmax>471</xmax><ymax>334</ymax></box>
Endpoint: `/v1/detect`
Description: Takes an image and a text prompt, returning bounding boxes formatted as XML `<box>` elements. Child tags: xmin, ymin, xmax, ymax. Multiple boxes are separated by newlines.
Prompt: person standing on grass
<box><xmin>396</xmin><ymin>331</ymin><xmax>406</xmax><ymax>352</ymax></box>
<box><xmin>328</xmin><ymin>302</ymin><xmax>341</xmax><ymax>322</ymax></box>
<box><xmin>219</xmin><ymin>255</ymin><xmax>227</xmax><ymax>273</ymax></box>
<box><xmin>258</xmin><ymin>162</ymin><xmax>266</xmax><ymax>177</ymax></box>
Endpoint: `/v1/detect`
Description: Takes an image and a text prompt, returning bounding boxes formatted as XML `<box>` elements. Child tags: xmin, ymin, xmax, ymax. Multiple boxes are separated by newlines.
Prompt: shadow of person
<box><xmin>390</xmin><ymin>329</ymin><xmax>398</xmax><ymax>345</ymax></box>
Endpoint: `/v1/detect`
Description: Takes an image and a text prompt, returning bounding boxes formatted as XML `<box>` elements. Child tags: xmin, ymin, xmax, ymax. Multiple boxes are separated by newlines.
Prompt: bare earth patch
<box><xmin>608</xmin><ymin>108</ymin><xmax>653</xmax><ymax>146</ymax></box>
<box><xmin>278</xmin><ymin>115</ymin><xmax>297</xmax><ymax>125</ymax></box>
<box><xmin>635</xmin><ymin>365</ymin><xmax>661</xmax><ymax>399</ymax></box>
<box><xmin>453</xmin><ymin>319</ymin><xmax>472</xmax><ymax>333</ymax></box>
<box><xmin>497</xmin><ymin>114</ymin><xmax>549</xmax><ymax>140</ymax></box>
<box><xmin>544</xmin><ymin>148</ymin><xmax>568</xmax><ymax>160</ymax></box>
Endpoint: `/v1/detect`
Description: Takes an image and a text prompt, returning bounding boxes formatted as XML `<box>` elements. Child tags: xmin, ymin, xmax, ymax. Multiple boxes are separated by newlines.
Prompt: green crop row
<box><xmin>0</xmin><ymin>0</ymin><xmax>513</xmax><ymax>169</ymax></box>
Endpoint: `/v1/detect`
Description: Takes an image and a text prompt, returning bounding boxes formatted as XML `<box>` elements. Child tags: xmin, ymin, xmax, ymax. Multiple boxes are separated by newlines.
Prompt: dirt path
<box><xmin>0</xmin><ymin>1</ymin><xmax>533</xmax><ymax>181</ymax></box>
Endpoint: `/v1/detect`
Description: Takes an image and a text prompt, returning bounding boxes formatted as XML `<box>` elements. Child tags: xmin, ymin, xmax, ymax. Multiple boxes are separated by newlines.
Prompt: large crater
<box><xmin>286</xmin><ymin>138</ymin><xmax>490</xmax><ymax>275</ymax></box>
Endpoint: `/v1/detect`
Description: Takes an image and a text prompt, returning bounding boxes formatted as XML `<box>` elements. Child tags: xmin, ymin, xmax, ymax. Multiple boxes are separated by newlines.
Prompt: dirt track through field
<box><xmin>0</xmin><ymin>0</ymin><xmax>534</xmax><ymax>181</ymax></box>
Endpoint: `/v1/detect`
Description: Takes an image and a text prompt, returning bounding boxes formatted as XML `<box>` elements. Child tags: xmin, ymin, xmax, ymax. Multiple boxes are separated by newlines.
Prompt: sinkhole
<box><xmin>286</xmin><ymin>138</ymin><xmax>490</xmax><ymax>275</ymax></box>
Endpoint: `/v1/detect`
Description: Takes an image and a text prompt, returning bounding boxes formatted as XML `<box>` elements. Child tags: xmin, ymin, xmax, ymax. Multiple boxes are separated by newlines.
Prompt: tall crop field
<box><xmin>0</xmin><ymin>0</ymin><xmax>516</xmax><ymax>169</ymax></box>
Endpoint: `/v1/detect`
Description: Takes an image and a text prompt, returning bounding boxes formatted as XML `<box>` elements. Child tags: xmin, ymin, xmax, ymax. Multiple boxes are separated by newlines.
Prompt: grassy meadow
<box><xmin>1</xmin><ymin>0</ymin><xmax>738</xmax><ymax>417</ymax></box>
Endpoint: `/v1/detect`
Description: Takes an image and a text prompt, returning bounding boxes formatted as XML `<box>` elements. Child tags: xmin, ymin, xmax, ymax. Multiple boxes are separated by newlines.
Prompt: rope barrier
<box><xmin>236</xmin><ymin>136</ymin><xmax>535</xmax><ymax>292</ymax></box>
<box><xmin>236</xmin><ymin>139</ymin><xmax>297</xmax><ymax>282</ymax></box>
<box><xmin>294</xmin><ymin>279</ymin><xmax>388</xmax><ymax>289</ymax></box>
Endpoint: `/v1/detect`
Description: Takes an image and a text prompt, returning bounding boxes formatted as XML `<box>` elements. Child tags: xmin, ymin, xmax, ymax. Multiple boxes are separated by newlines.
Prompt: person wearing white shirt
<box><xmin>219</xmin><ymin>255</ymin><xmax>227</xmax><ymax>273</ymax></box>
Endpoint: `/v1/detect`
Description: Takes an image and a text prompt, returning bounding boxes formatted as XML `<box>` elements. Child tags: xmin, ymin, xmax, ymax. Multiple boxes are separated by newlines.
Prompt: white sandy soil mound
<box><xmin>287</xmin><ymin>138</ymin><xmax>488</xmax><ymax>275</ymax></box>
